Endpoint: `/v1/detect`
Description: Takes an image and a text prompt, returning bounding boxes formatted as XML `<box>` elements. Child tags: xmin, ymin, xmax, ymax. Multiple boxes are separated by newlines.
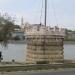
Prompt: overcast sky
<box><xmin>0</xmin><ymin>0</ymin><xmax>75</xmax><ymax>29</ymax></box>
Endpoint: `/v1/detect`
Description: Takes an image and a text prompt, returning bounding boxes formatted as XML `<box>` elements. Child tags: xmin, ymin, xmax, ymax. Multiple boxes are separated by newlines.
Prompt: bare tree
<box><xmin>0</xmin><ymin>13</ymin><xmax>15</xmax><ymax>47</ymax></box>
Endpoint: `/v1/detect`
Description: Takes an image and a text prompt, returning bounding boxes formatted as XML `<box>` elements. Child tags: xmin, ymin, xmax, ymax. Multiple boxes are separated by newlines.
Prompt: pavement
<box><xmin>0</xmin><ymin>70</ymin><xmax>75</xmax><ymax>75</ymax></box>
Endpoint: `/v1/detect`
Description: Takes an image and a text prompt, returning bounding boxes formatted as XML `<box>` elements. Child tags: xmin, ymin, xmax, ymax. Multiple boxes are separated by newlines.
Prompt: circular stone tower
<box><xmin>25</xmin><ymin>25</ymin><xmax>64</xmax><ymax>64</ymax></box>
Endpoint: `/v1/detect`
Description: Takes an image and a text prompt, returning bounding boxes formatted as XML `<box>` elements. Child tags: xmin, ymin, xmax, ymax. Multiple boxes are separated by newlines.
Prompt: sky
<box><xmin>0</xmin><ymin>0</ymin><xmax>75</xmax><ymax>30</ymax></box>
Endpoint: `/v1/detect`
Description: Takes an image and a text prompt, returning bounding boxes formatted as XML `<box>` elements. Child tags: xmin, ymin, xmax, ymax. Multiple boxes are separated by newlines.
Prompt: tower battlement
<box><xmin>25</xmin><ymin>25</ymin><xmax>65</xmax><ymax>37</ymax></box>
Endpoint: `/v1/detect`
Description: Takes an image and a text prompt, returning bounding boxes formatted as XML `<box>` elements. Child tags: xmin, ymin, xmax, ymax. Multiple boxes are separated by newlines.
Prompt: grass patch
<box><xmin>0</xmin><ymin>64</ymin><xmax>75</xmax><ymax>72</ymax></box>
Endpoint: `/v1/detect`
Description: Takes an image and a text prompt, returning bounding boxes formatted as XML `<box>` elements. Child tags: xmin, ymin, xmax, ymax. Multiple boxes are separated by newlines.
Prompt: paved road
<box><xmin>0</xmin><ymin>70</ymin><xmax>75</xmax><ymax>75</ymax></box>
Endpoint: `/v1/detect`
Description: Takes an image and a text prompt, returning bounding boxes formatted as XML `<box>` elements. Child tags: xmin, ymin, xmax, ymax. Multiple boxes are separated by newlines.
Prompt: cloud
<box><xmin>0</xmin><ymin>0</ymin><xmax>75</xmax><ymax>30</ymax></box>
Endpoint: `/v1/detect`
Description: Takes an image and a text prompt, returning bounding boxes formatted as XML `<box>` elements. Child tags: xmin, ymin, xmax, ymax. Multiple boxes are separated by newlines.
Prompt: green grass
<box><xmin>0</xmin><ymin>64</ymin><xmax>75</xmax><ymax>72</ymax></box>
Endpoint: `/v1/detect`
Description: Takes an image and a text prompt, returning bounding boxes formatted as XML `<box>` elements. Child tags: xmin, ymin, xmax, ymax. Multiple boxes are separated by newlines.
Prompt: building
<box><xmin>12</xmin><ymin>25</ymin><xmax>25</xmax><ymax>40</ymax></box>
<box><xmin>25</xmin><ymin>24</ymin><xmax>65</xmax><ymax>64</ymax></box>
<box><xmin>65</xmin><ymin>29</ymin><xmax>75</xmax><ymax>41</ymax></box>
<box><xmin>12</xmin><ymin>31</ymin><xmax>25</xmax><ymax>40</ymax></box>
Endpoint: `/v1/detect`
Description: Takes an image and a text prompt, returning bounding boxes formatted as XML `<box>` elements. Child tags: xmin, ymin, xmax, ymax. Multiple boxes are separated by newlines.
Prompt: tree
<box><xmin>0</xmin><ymin>13</ymin><xmax>15</xmax><ymax>46</ymax></box>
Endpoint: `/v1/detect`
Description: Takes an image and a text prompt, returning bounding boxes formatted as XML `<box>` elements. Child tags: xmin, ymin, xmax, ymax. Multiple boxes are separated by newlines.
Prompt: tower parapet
<box><xmin>26</xmin><ymin>25</ymin><xmax>65</xmax><ymax>36</ymax></box>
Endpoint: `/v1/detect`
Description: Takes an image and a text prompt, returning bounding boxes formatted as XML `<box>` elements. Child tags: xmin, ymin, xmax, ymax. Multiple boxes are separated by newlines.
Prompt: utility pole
<box><xmin>43</xmin><ymin>0</ymin><xmax>48</xmax><ymax>64</ymax></box>
<box><xmin>45</xmin><ymin>0</ymin><xmax>47</xmax><ymax>26</ymax></box>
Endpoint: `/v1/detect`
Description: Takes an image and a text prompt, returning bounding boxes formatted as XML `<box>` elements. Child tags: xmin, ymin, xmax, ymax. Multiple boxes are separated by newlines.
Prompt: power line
<box><xmin>40</xmin><ymin>0</ymin><xmax>44</xmax><ymax>24</ymax></box>
<box><xmin>51</xmin><ymin>0</ymin><xmax>58</xmax><ymax>26</ymax></box>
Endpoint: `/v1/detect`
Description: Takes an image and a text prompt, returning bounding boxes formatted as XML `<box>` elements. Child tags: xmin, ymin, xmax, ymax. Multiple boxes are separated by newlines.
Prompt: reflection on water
<box><xmin>0</xmin><ymin>44</ymin><xmax>27</xmax><ymax>62</ymax></box>
<box><xmin>0</xmin><ymin>43</ymin><xmax>75</xmax><ymax>62</ymax></box>
<box><xmin>64</xmin><ymin>44</ymin><xmax>75</xmax><ymax>60</ymax></box>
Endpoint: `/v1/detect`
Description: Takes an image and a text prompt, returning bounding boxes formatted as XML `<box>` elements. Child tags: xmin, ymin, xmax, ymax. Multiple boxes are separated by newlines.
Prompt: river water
<box><xmin>0</xmin><ymin>43</ymin><xmax>75</xmax><ymax>62</ymax></box>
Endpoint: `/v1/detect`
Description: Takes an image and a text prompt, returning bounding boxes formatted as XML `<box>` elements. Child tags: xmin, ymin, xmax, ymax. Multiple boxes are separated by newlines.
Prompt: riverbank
<box><xmin>8</xmin><ymin>40</ymin><xmax>26</xmax><ymax>44</ymax></box>
<box><xmin>64</xmin><ymin>41</ymin><xmax>75</xmax><ymax>44</ymax></box>
<box><xmin>8</xmin><ymin>40</ymin><xmax>75</xmax><ymax>44</ymax></box>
